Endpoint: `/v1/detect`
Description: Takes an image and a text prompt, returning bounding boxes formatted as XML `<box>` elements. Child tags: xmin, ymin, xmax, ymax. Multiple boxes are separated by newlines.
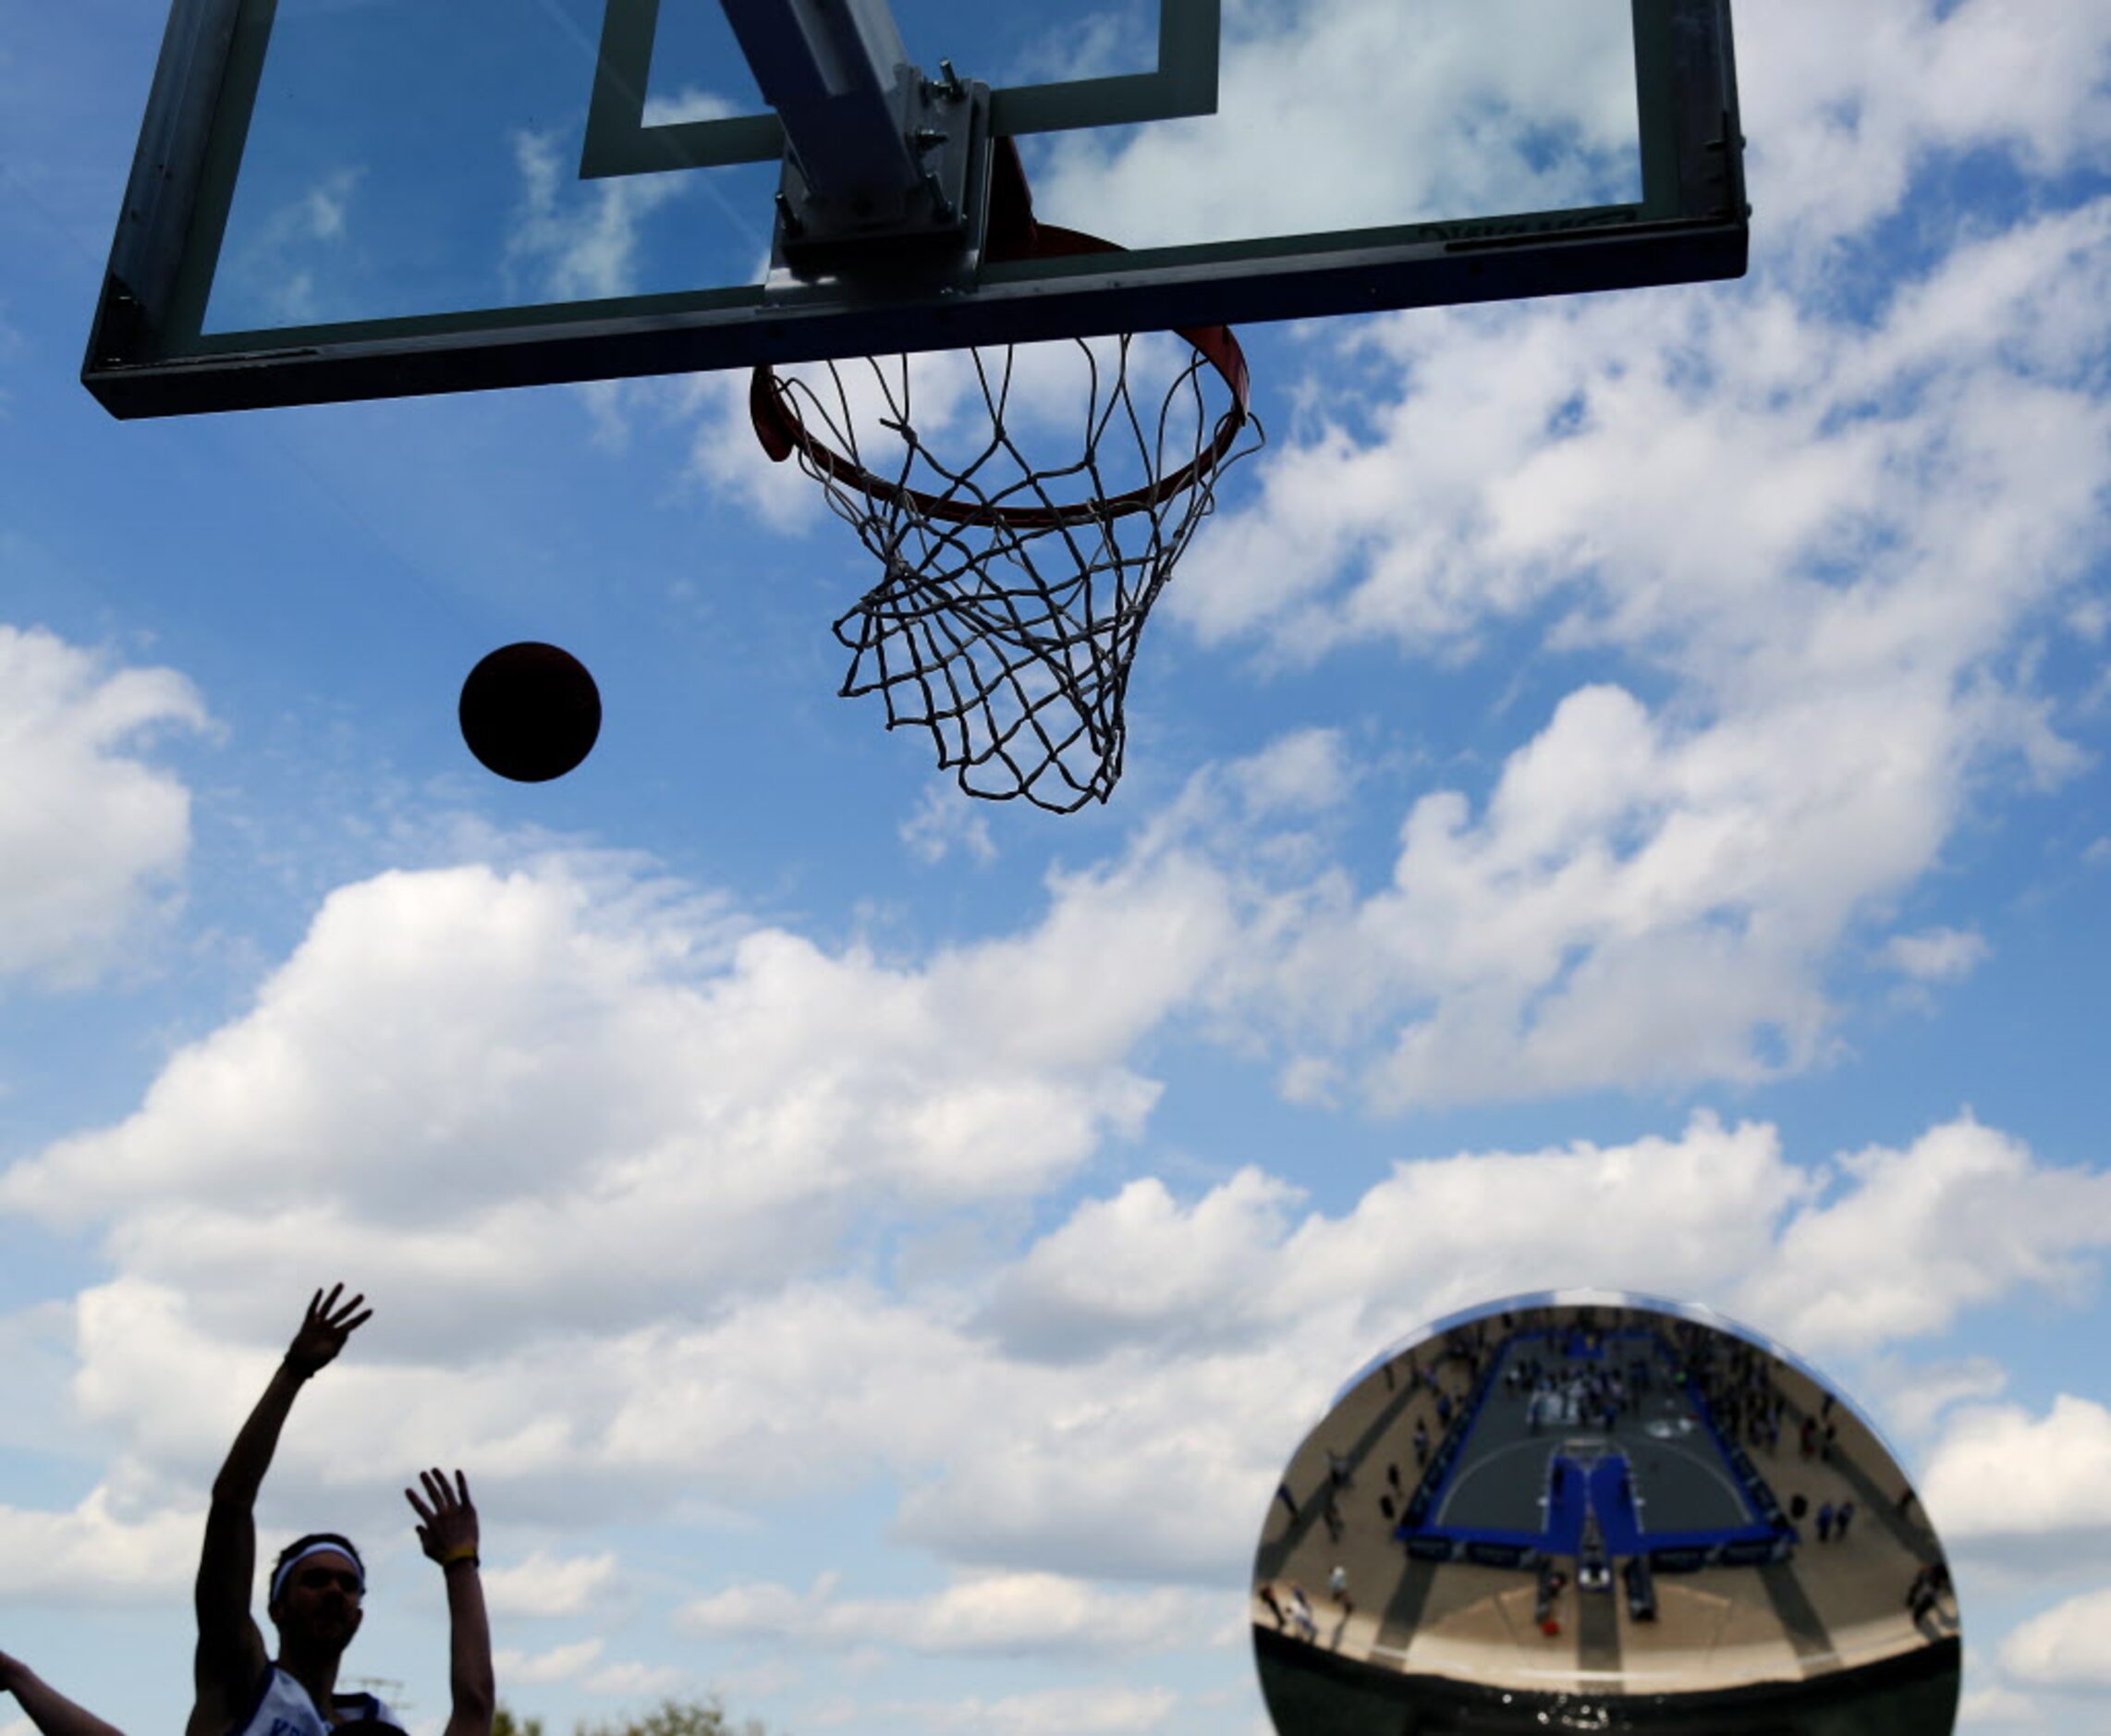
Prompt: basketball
<box><xmin>458</xmin><ymin>642</ymin><xmax>601</xmax><ymax>782</ymax></box>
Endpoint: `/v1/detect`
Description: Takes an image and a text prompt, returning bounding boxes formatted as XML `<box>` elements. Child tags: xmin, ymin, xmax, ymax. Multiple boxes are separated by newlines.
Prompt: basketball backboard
<box><xmin>83</xmin><ymin>0</ymin><xmax>1745</xmax><ymax>418</ymax></box>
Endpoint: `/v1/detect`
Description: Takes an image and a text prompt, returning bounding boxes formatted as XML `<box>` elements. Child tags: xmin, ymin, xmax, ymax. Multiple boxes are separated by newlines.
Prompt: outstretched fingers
<box><xmin>406</xmin><ymin>1467</ymin><xmax>478</xmax><ymax>1560</ymax></box>
<box><xmin>286</xmin><ymin>1284</ymin><xmax>372</xmax><ymax>1376</ymax></box>
<box><xmin>326</xmin><ymin>1289</ymin><xmax>372</xmax><ymax>1334</ymax></box>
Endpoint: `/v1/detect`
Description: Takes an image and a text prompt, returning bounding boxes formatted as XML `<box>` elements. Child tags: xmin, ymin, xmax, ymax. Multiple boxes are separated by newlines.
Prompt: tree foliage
<box><xmin>494</xmin><ymin>1699</ymin><xmax>767</xmax><ymax>1736</ymax></box>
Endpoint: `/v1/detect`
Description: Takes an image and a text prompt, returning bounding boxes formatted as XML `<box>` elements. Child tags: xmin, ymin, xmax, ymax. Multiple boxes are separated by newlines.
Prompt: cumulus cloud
<box><xmin>3</xmin><ymin>759</ymin><xmax>2105</xmax><ymax>1605</ymax></box>
<box><xmin>0</xmin><ymin>853</ymin><xmax>1205</xmax><ymax>1329</ymax></box>
<box><xmin>815</xmin><ymin>1685</ymin><xmax>1182</xmax><ymax>1736</ymax></box>
<box><xmin>1920</xmin><ymin>1396</ymin><xmax>2111</xmax><ymax>1547</ymax></box>
<box><xmin>640</xmin><ymin>87</ymin><xmax>742</xmax><ymax>128</ymax></box>
<box><xmin>1998</xmin><ymin>1585</ymin><xmax>2111</xmax><ymax>1687</ymax></box>
<box><xmin>493</xmin><ymin>1637</ymin><xmax>604</xmax><ymax>1684</ymax></box>
<box><xmin>1741</xmin><ymin>1121</ymin><xmax>2111</xmax><ymax>1352</ymax></box>
<box><xmin>545</xmin><ymin>4</ymin><xmax>2105</xmax><ymax>1121</ymax></box>
<box><xmin>1956</xmin><ymin>1679</ymin><xmax>2059</xmax><ymax>1730</ymax></box>
<box><xmin>11</xmin><ymin>1009</ymin><xmax>2105</xmax><ymax>1590</ymax></box>
<box><xmin>1852</xmin><ymin>1354</ymin><xmax>2009</xmax><ymax>1439</ymax></box>
<box><xmin>506</xmin><ymin>131</ymin><xmax>690</xmax><ymax>303</ymax></box>
<box><xmin>0</xmin><ymin>1485</ymin><xmax>200</xmax><ymax>1604</ymax></box>
<box><xmin>1031</xmin><ymin>0</ymin><xmax>1643</xmax><ymax>248</ymax></box>
<box><xmin>675</xmin><ymin>1570</ymin><xmax>1225</xmax><ymax>1657</ymax></box>
<box><xmin>1175</xmin><ymin>145</ymin><xmax>2106</xmax><ymax>670</ymax></box>
<box><xmin>981</xmin><ymin>1111</ymin><xmax>2111</xmax><ymax>1368</ymax></box>
<box><xmin>1735</xmin><ymin>0</ymin><xmax>2111</xmax><ymax>251</ymax></box>
<box><xmin>913</xmin><ymin>1113</ymin><xmax>2111</xmax><ymax>1577</ymax></box>
<box><xmin>215</xmin><ymin>167</ymin><xmax>364</xmax><ymax>326</ymax></box>
<box><xmin>579</xmin><ymin>1660</ymin><xmax>689</xmax><ymax>1697</ymax></box>
<box><xmin>1087</xmin><ymin>14</ymin><xmax>2110</xmax><ymax>1106</ymax></box>
<box><xmin>481</xmin><ymin>1549</ymin><xmax>619</xmax><ymax>1618</ymax></box>
<box><xmin>980</xmin><ymin>1168</ymin><xmax>1305</xmax><ymax>1362</ymax></box>
<box><xmin>1886</xmin><ymin>926</ymin><xmax>1990</xmax><ymax>983</ymax></box>
<box><xmin>1143</xmin><ymin>201</ymin><xmax>2107</xmax><ymax>1100</ymax></box>
<box><xmin>901</xmin><ymin>784</ymin><xmax>998</xmax><ymax>866</ymax></box>
<box><xmin>0</xmin><ymin>625</ymin><xmax>207</xmax><ymax>991</ymax></box>
<box><xmin>1225</xmin><ymin>681</ymin><xmax>1966</xmax><ymax>1103</ymax></box>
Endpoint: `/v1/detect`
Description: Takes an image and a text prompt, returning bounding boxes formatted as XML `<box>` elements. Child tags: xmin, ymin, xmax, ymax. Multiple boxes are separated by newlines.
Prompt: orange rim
<box><xmin>750</xmin><ymin>224</ymin><xmax>1252</xmax><ymax>531</ymax></box>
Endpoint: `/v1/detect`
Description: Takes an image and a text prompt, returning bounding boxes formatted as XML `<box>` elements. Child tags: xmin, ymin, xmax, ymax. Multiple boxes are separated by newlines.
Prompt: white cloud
<box><xmin>1737</xmin><ymin>0</ymin><xmax>2111</xmax><ymax>253</ymax></box>
<box><xmin>1032</xmin><ymin>0</ymin><xmax>1643</xmax><ymax>248</ymax></box>
<box><xmin>11</xmin><ymin>1037</ymin><xmax>2104</xmax><ymax>1591</ymax></box>
<box><xmin>675</xmin><ymin>1570</ymin><xmax>1225</xmax><ymax>1657</ymax></box>
<box><xmin>492</xmin><ymin>1638</ymin><xmax>604</xmax><ymax>1684</ymax></box>
<box><xmin>3</xmin><ymin>737</ymin><xmax>2105</xmax><ymax>1597</ymax></box>
<box><xmin>580</xmin><ymin>1661</ymin><xmax>689</xmax><ymax>1697</ymax></box>
<box><xmin>1958</xmin><ymin>1677</ymin><xmax>2057</xmax><ymax>1730</ymax></box>
<box><xmin>1220</xmin><ymin>728</ymin><xmax>1354</xmax><ymax>823</ymax></box>
<box><xmin>1132</xmin><ymin>148</ymin><xmax>2108</xmax><ymax>1105</ymax></box>
<box><xmin>639</xmin><ymin>88</ymin><xmax>741</xmax><ymax>128</ymax></box>
<box><xmin>480</xmin><ymin>1549</ymin><xmax>618</xmax><ymax>1618</ymax></box>
<box><xmin>1886</xmin><ymin>926</ymin><xmax>1990</xmax><ymax>983</ymax></box>
<box><xmin>817</xmin><ymin>1685</ymin><xmax>1180</xmax><ymax>1736</ymax></box>
<box><xmin>506</xmin><ymin>131</ymin><xmax>690</xmax><ymax>303</ymax></box>
<box><xmin>678</xmin><ymin>366</ymin><xmax>827</xmax><ymax>533</ymax></box>
<box><xmin>562</xmin><ymin>17</ymin><xmax>2103</xmax><ymax>1119</ymax></box>
<box><xmin>0</xmin><ymin>1485</ymin><xmax>200</xmax><ymax>1603</ymax></box>
<box><xmin>217</xmin><ymin>167</ymin><xmax>364</xmax><ymax>325</ymax></box>
<box><xmin>0</xmin><ymin>625</ymin><xmax>207</xmax><ymax>991</ymax></box>
<box><xmin>980</xmin><ymin>1168</ymin><xmax>1304</xmax><ymax>1361</ymax></box>
<box><xmin>1237</xmin><ymin>680</ymin><xmax>1972</xmax><ymax>1104</ymax></box>
<box><xmin>0</xmin><ymin>854</ymin><xmax>1198</xmax><ymax>1313</ymax></box>
<box><xmin>913</xmin><ymin>1112</ymin><xmax>2111</xmax><ymax>1577</ymax></box>
<box><xmin>578</xmin><ymin>9</ymin><xmax>2092</xmax><ymax>1133</ymax></box>
<box><xmin>1921</xmin><ymin>1396</ymin><xmax>2111</xmax><ymax>1546</ymax></box>
<box><xmin>901</xmin><ymin>783</ymin><xmax>998</xmax><ymax>865</ymax></box>
<box><xmin>1739</xmin><ymin>1121</ymin><xmax>2111</xmax><ymax>1352</ymax></box>
<box><xmin>1998</xmin><ymin>1586</ymin><xmax>2111</xmax><ymax>1688</ymax></box>
<box><xmin>1853</xmin><ymin>1354</ymin><xmax>2008</xmax><ymax>1439</ymax></box>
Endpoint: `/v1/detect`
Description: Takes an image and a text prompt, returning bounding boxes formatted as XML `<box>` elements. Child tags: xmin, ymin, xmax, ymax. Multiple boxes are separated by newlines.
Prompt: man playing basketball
<box><xmin>186</xmin><ymin>1286</ymin><xmax>494</xmax><ymax>1736</ymax></box>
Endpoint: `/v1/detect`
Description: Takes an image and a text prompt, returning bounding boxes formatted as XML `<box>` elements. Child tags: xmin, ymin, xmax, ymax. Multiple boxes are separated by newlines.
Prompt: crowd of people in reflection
<box><xmin>1509</xmin><ymin>1348</ymin><xmax>1651</xmax><ymax>1434</ymax></box>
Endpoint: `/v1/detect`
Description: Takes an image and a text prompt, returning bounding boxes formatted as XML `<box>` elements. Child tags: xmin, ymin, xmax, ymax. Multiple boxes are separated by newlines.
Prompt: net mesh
<box><xmin>759</xmin><ymin>334</ymin><xmax>1263</xmax><ymax>812</ymax></box>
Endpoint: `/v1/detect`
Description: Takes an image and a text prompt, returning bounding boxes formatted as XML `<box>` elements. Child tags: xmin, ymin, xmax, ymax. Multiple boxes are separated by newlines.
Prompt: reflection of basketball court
<box><xmin>1406</xmin><ymin>1327</ymin><xmax>1790</xmax><ymax>1567</ymax></box>
<box><xmin>1252</xmin><ymin>1299</ymin><xmax>1961</xmax><ymax>1731</ymax></box>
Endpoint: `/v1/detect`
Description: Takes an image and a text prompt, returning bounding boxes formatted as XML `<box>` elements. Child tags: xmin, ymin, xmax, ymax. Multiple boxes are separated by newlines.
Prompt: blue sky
<box><xmin>3</xmin><ymin>2</ymin><xmax>2109</xmax><ymax>1734</ymax></box>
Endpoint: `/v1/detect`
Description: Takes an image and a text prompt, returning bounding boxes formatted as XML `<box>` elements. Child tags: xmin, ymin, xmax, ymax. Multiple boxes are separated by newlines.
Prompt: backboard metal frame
<box><xmin>580</xmin><ymin>0</ymin><xmax>1223</xmax><ymax>177</ymax></box>
<box><xmin>82</xmin><ymin>0</ymin><xmax>1746</xmax><ymax>420</ymax></box>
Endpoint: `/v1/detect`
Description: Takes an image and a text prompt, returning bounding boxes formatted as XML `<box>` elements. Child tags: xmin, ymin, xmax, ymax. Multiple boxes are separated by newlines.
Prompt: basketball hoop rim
<box><xmin>749</xmin><ymin>222</ymin><xmax>1254</xmax><ymax>532</ymax></box>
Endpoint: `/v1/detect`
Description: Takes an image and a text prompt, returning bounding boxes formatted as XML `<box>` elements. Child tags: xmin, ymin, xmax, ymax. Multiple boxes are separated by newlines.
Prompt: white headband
<box><xmin>271</xmin><ymin>1540</ymin><xmax>364</xmax><ymax>1606</ymax></box>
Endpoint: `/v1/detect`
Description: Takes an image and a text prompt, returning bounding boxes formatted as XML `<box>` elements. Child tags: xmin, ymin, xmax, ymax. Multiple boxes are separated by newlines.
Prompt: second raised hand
<box><xmin>406</xmin><ymin>1468</ymin><xmax>480</xmax><ymax>1566</ymax></box>
<box><xmin>283</xmin><ymin>1283</ymin><xmax>372</xmax><ymax>1378</ymax></box>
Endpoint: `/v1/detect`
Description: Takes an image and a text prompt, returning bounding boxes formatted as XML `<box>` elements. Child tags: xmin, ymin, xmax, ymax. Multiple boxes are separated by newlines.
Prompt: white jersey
<box><xmin>229</xmin><ymin>1664</ymin><xmax>400</xmax><ymax>1736</ymax></box>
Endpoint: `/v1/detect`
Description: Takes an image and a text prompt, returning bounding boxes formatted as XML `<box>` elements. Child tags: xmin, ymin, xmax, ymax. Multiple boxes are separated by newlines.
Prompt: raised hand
<box><xmin>283</xmin><ymin>1284</ymin><xmax>372</xmax><ymax>1378</ymax></box>
<box><xmin>406</xmin><ymin>1468</ymin><xmax>481</xmax><ymax>1568</ymax></box>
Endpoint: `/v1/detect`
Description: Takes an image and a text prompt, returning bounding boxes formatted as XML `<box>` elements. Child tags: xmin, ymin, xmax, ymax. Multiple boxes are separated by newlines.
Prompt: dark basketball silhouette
<box><xmin>458</xmin><ymin>642</ymin><xmax>601</xmax><ymax>782</ymax></box>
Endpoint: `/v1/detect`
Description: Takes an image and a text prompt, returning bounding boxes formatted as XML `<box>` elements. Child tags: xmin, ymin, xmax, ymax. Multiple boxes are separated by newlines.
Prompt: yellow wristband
<box><xmin>439</xmin><ymin>1546</ymin><xmax>480</xmax><ymax>1569</ymax></box>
